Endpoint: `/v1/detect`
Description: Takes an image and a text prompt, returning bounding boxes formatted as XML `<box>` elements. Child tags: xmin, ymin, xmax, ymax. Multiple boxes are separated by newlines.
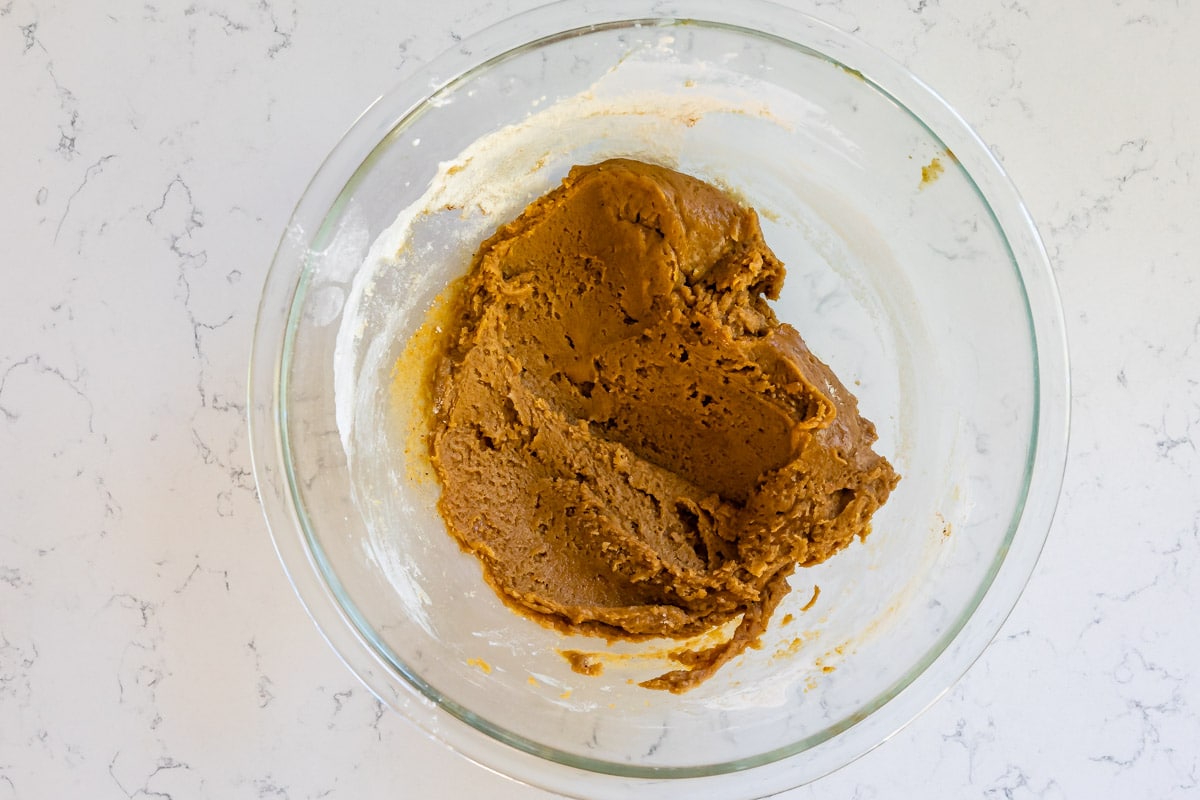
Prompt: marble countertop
<box><xmin>3</xmin><ymin>0</ymin><xmax>1198</xmax><ymax>797</ymax></box>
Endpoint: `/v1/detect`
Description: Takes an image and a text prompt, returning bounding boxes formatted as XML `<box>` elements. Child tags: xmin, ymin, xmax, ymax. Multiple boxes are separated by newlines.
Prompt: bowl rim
<box><xmin>248</xmin><ymin>0</ymin><xmax>1070</xmax><ymax>795</ymax></box>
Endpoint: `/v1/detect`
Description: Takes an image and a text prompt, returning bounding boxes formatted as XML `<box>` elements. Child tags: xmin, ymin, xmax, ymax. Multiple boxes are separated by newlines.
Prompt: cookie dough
<box><xmin>429</xmin><ymin>159</ymin><xmax>899</xmax><ymax>692</ymax></box>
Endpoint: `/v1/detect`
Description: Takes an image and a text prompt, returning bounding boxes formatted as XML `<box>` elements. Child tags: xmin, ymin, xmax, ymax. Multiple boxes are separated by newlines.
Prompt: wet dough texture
<box><xmin>430</xmin><ymin>159</ymin><xmax>899</xmax><ymax>691</ymax></box>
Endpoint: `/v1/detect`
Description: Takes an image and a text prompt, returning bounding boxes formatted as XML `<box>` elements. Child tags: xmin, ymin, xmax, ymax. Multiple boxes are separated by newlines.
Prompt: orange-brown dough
<box><xmin>429</xmin><ymin>159</ymin><xmax>899</xmax><ymax>692</ymax></box>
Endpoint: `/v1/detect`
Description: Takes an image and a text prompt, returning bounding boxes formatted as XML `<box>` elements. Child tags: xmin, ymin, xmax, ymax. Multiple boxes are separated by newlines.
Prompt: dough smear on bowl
<box><xmin>428</xmin><ymin>159</ymin><xmax>899</xmax><ymax>692</ymax></box>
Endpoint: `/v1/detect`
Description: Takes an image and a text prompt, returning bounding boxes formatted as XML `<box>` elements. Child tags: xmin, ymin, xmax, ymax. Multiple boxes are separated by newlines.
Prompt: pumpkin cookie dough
<box><xmin>429</xmin><ymin>159</ymin><xmax>898</xmax><ymax>692</ymax></box>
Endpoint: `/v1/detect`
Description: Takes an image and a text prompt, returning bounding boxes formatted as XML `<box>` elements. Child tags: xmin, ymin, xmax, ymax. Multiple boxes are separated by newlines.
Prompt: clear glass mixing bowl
<box><xmin>249</xmin><ymin>1</ymin><xmax>1069</xmax><ymax>796</ymax></box>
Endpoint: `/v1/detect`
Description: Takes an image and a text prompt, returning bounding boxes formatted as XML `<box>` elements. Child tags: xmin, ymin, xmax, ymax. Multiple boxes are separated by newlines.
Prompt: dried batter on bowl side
<box><xmin>427</xmin><ymin>159</ymin><xmax>899</xmax><ymax>692</ymax></box>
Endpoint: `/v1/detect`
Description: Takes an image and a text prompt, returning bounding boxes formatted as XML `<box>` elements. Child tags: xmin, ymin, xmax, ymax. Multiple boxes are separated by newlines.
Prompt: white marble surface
<box><xmin>2</xmin><ymin>0</ymin><xmax>1198</xmax><ymax>797</ymax></box>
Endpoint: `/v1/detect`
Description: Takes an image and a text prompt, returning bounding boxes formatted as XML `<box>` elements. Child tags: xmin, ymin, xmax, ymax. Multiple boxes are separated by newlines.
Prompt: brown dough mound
<box><xmin>429</xmin><ymin>159</ymin><xmax>899</xmax><ymax>692</ymax></box>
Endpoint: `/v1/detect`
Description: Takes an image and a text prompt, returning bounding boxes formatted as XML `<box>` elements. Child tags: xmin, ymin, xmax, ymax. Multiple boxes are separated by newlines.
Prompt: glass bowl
<box><xmin>248</xmin><ymin>1</ymin><xmax>1069</xmax><ymax>797</ymax></box>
